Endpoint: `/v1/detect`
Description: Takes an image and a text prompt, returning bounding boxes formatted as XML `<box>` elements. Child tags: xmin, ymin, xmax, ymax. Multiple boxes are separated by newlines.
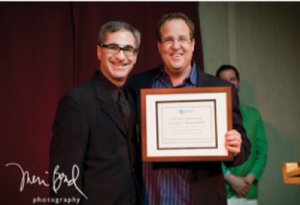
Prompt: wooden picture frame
<box><xmin>140</xmin><ymin>87</ymin><xmax>233</xmax><ymax>162</ymax></box>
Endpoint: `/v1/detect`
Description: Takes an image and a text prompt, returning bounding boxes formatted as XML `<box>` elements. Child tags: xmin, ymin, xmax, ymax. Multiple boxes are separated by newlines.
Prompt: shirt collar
<box><xmin>98</xmin><ymin>70</ymin><xmax>119</xmax><ymax>102</ymax></box>
<box><xmin>154</xmin><ymin>61</ymin><xmax>197</xmax><ymax>86</ymax></box>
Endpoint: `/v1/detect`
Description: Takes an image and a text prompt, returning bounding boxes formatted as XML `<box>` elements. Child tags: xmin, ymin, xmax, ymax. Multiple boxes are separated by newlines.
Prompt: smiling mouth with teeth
<box><xmin>171</xmin><ymin>53</ymin><xmax>183</xmax><ymax>58</ymax></box>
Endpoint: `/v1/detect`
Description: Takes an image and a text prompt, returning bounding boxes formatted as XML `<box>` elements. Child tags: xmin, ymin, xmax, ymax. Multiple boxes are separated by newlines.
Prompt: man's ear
<box><xmin>97</xmin><ymin>45</ymin><xmax>102</xmax><ymax>60</ymax></box>
<box><xmin>191</xmin><ymin>38</ymin><xmax>195</xmax><ymax>52</ymax></box>
<box><xmin>157</xmin><ymin>41</ymin><xmax>162</xmax><ymax>54</ymax></box>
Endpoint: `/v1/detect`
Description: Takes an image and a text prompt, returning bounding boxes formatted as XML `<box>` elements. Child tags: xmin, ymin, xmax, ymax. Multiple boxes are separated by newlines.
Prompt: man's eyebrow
<box><xmin>123</xmin><ymin>45</ymin><xmax>135</xmax><ymax>49</ymax></box>
<box><xmin>107</xmin><ymin>43</ymin><xmax>135</xmax><ymax>49</ymax></box>
<box><xmin>106</xmin><ymin>43</ymin><xmax>118</xmax><ymax>46</ymax></box>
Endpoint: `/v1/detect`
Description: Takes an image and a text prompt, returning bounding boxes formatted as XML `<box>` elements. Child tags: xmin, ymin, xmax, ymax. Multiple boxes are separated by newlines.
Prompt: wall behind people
<box><xmin>199</xmin><ymin>2</ymin><xmax>300</xmax><ymax>205</ymax></box>
<box><xmin>0</xmin><ymin>2</ymin><xmax>203</xmax><ymax>205</ymax></box>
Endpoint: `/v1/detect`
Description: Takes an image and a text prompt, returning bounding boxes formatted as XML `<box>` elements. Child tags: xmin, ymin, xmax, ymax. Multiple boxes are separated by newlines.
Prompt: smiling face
<box><xmin>158</xmin><ymin>19</ymin><xmax>195</xmax><ymax>77</ymax></box>
<box><xmin>97</xmin><ymin>30</ymin><xmax>137</xmax><ymax>87</ymax></box>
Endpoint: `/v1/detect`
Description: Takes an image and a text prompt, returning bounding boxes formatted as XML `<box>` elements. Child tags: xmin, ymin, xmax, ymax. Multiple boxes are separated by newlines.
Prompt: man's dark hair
<box><xmin>157</xmin><ymin>12</ymin><xmax>194</xmax><ymax>41</ymax></box>
<box><xmin>216</xmin><ymin>65</ymin><xmax>240</xmax><ymax>81</ymax></box>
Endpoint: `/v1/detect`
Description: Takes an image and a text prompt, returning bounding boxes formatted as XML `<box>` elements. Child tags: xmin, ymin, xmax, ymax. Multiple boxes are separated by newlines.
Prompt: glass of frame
<box><xmin>140</xmin><ymin>87</ymin><xmax>233</xmax><ymax>162</ymax></box>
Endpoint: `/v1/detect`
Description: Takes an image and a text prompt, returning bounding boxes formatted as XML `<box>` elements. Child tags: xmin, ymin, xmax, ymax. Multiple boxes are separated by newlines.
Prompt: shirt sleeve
<box><xmin>49</xmin><ymin>93</ymin><xmax>89</xmax><ymax>202</ymax></box>
<box><xmin>249</xmin><ymin>110</ymin><xmax>268</xmax><ymax>181</ymax></box>
<box><xmin>224</xmin><ymin>85</ymin><xmax>251</xmax><ymax>167</ymax></box>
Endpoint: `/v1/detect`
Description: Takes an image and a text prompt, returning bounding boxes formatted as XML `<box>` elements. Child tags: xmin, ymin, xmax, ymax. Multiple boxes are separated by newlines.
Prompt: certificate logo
<box><xmin>179</xmin><ymin>109</ymin><xmax>193</xmax><ymax>114</ymax></box>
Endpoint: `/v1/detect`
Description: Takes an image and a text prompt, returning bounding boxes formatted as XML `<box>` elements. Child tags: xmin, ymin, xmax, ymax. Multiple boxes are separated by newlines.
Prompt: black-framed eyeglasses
<box><xmin>160</xmin><ymin>36</ymin><xmax>193</xmax><ymax>45</ymax></box>
<box><xmin>101</xmin><ymin>44</ymin><xmax>138</xmax><ymax>56</ymax></box>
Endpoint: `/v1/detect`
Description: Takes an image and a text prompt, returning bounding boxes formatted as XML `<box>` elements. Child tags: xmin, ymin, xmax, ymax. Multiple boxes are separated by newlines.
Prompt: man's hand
<box><xmin>245</xmin><ymin>173</ymin><xmax>255</xmax><ymax>185</ymax></box>
<box><xmin>225</xmin><ymin>130</ymin><xmax>242</xmax><ymax>156</ymax></box>
<box><xmin>225</xmin><ymin>174</ymin><xmax>250</xmax><ymax>197</ymax></box>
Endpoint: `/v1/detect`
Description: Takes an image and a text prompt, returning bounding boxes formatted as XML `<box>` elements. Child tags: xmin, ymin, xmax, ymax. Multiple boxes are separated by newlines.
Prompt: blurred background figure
<box><xmin>216</xmin><ymin>65</ymin><xmax>268</xmax><ymax>205</ymax></box>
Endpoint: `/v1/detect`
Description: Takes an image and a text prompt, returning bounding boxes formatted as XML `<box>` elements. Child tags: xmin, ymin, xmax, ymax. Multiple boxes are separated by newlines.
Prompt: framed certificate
<box><xmin>140</xmin><ymin>87</ymin><xmax>233</xmax><ymax>162</ymax></box>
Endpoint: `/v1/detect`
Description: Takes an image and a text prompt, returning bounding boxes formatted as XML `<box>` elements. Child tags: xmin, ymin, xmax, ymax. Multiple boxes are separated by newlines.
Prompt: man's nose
<box><xmin>171</xmin><ymin>39</ymin><xmax>181</xmax><ymax>50</ymax></box>
<box><xmin>115</xmin><ymin>49</ymin><xmax>127</xmax><ymax>60</ymax></box>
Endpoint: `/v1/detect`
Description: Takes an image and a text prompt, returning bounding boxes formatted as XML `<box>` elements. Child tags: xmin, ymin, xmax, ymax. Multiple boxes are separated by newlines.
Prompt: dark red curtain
<box><xmin>0</xmin><ymin>2</ymin><xmax>203</xmax><ymax>204</ymax></box>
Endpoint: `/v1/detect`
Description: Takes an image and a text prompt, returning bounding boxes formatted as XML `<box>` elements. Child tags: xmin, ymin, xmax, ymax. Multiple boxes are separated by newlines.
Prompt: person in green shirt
<box><xmin>216</xmin><ymin>65</ymin><xmax>268</xmax><ymax>205</ymax></box>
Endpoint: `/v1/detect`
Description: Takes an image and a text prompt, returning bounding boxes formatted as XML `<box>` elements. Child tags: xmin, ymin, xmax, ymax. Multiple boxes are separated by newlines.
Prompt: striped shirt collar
<box><xmin>154</xmin><ymin>61</ymin><xmax>197</xmax><ymax>87</ymax></box>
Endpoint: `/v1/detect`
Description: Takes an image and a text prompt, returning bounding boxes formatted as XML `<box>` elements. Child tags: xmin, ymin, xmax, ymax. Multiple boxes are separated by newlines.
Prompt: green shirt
<box><xmin>223</xmin><ymin>104</ymin><xmax>268</xmax><ymax>199</ymax></box>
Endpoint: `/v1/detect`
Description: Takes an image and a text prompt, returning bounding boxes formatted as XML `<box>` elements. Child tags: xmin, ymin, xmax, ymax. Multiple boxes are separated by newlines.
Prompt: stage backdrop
<box><xmin>0</xmin><ymin>2</ymin><xmax>203</xmax><ymax>205</ymax></box>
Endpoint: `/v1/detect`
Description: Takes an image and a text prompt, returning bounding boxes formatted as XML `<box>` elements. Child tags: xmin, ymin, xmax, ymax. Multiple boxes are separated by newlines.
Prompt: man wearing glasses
<box><xmin>50</xmin><ymin>21</ymin><xmax>141</xmax><ymax>205</ymax></box>
<box><xmin>127</xmin><ymin>12</ymin><xmax>251</xmax><ymax>205</ymax></box>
